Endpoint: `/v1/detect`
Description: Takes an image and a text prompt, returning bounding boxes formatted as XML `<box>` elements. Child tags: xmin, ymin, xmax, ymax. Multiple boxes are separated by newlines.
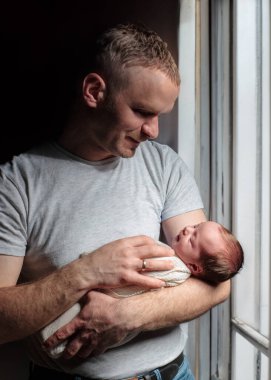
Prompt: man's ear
<box><xmin>82</xmin><ymin>73</ymin><xmax>106</xmax><ymax>108</ymax></box>
<box><xmin>186</xmin><ymin>263</ymin><xmax>203</xmax><ymax>276</ymax></box>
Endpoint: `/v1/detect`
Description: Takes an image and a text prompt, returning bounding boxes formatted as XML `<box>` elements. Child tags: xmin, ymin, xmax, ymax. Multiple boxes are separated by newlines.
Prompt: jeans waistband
<box><xmin>132</xmin><ymin>352</ymin><xmax>184</xmax><ymax>380</ymax></box>
<box><xmin>29</xmin><ymin>352</ymin><xmax>184</xmax><ymax>380</ymax></box>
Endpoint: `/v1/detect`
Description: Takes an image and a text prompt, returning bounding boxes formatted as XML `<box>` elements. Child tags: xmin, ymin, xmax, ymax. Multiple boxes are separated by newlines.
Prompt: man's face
<box><xmin>172</xmin><ymin>221</ymin><xmax>225</xmax><ymax>266</ymax></box>
<box><xmin>89</xmin><ymin>67</ymin><xmax>179</xmax><ymax>160</ymax></box>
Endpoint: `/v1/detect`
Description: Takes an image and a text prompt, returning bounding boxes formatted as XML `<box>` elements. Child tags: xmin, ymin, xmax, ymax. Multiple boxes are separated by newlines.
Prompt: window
<box><xmin>231</xmin><ymin>1</ymin><xmax>270</xmax><ymax>379</ymax></box>
<box><xmin>178</xmin><ymin>1</ymin><xmax>270</xmax><ymax>379</ymax></box>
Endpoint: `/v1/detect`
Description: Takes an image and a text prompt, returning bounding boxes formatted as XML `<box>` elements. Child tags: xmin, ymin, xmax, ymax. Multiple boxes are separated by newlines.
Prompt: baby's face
<box><xmin>172</xmin><ymin>221</ymin><xmax>225</xmax><ymax>265</ymax></box>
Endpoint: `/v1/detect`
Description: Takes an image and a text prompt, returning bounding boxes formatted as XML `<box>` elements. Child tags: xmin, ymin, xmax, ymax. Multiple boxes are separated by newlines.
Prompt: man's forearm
<box><xmin>118</xmin><ymin>278</ymin><xmax>231</xmax><ymax>332</ymax></box>
<box><xmin>0</xmin><ymin>260</ymin><xmax>88</xmax><ymax>344</ymax></box>
<box><xmin>42</xmin><ymin>276</ymin><xmax>230</xmax><ymax>358</ymax></box>
<box><xmin>0</xmin><ymin>236</ymin><xmax>174</xmax><ymax>344</ymax></box>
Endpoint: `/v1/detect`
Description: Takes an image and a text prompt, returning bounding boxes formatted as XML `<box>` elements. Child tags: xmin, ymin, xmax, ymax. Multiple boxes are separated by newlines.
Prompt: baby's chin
<box><xmin>172</xmin><ymin>242</ymin><xmax>181</xmax><ymax>256</ymax></box>
<box><xmin>171</xmin><ymin>239</ymin><xmax>176</xmax><ymax>249</ymax></box>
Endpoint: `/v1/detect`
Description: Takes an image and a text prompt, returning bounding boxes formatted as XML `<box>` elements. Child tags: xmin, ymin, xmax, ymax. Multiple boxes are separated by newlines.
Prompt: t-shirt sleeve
<box><xmin>0</xmin><ymin>170</ymin><xmax>27</xmax><ymax>256</ymax></box>
<box><xmin>161</xmin><ymin>148</ymin><xmax>204</xmax><ymax>221</ymax></box>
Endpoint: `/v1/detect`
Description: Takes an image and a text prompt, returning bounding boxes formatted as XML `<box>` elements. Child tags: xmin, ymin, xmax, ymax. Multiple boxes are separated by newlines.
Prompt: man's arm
<box><xmin>44</xmin><ymin>209</ymin><xmax>230</xmax><ymax>358</ymax></box>
<box><xmin>0</xmin><ymin>236</ymin><xmax>174</xmax><ymax>344</ymax></box>
<box><xmin>119</xmin><ymin>276</ymin><xmax>230</xmax><ymax>331</ymax></box>
<box><xmin>132</xmin><ymin>209</ymin><xmax>230</xmax><ymax>330</ymax></box>
<box><xmin>116</xmin><ymin>209</ymin><xmax>229</xmax><ymax>330</ymax></box>
<box><xmin>162</xmin><ymin>208</ymin><xmax>207</xmax><ymax>242</ymax></box>
<box><xmin>0</xmin><ymin>254</ymin><xmax>87</xmax><ymax>344</ymax></box>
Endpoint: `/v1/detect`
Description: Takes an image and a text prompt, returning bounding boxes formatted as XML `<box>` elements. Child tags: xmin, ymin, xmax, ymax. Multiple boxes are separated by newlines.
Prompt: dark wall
<box><xmin>0</xmin><ymin>2</ymin><xmax>180</xmax><ymax>379</ymax></box>
<box><xmin>1</xmin><ymin>0</ymin><xmax>179</xmax><ymax>163</ymax></box>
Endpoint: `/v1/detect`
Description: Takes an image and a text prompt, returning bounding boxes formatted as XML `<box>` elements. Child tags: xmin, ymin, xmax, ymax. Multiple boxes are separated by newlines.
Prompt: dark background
<box><xmin>0</xmin><ymin>0</ymin><xmax>179</xmax><ymax>164</ymax></box>
<box><xmin>0</xmin><ymin>2</ymin><xmax>180</xmax><ymax>379</ymax></box>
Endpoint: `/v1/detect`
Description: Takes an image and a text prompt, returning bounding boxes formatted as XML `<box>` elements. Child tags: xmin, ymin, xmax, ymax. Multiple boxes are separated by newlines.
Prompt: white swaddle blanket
<box><xmin>40</xmin><ymin>255</ymin><xmax>191</xmax><ymax>358</ymax></box>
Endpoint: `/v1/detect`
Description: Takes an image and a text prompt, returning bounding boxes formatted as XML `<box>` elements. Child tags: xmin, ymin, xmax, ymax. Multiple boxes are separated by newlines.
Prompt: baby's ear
<box><xmin>186</xmin><ymin>263</ymin><xmax>203</xmax><ymax>276</ymax></box>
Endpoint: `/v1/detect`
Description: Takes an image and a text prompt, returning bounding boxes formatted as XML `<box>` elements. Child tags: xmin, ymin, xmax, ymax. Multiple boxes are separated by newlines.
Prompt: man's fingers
<box><xmin>63</xmin><ymin>337</ymin><xmax>83</xmax><ymax>359</ymax></box>
<box><xmin>64</xmin><ymin>329</ymin><xmax>98</xmax><ymax>359</ymax></box>
<box><xmin>123</xmin><ymin>272</ymin><xmax>165</xmax><ymax>289</ymax></box>
<box><xmin>136</xmin><ymin>244</ymin><xmax>174</xmax><ymax>259</ymax></box>
<box><xmin>77</xmin><ymin>345</ymin><xmax>94</xmax><ymax>359</ymax></box>
<box><xmin>127</xmin><ymin>235</ymin><xmax>156</xmax><ymax>246</ymax></box>
<box><xmin>140</xmin><ymin>257</ymin><xmax>174</xmax><ymax>272</ymax></box>
<box><xmin>77</xmin><ymin>330</ymin><xmax>99</xmax><ymax>358</ymax></box>
<box><xmin>125</xmin><ymin>257</ymin><xmax>177</xmax><ymax>288</ymax></box>
<box><xmin>43</xmin><ymin>320</ymin><xmax>79</xmax><ymax>349</ymax></box>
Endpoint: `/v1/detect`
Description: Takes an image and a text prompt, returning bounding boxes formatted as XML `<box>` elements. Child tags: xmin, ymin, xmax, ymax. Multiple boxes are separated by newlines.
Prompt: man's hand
<box><xmin>43</xmin><ymin>278</ymin><xmax>230</xmax><ymax>360</ymax></box>
<box><xmin>78</xmin><ymin>235</ymin><xmax>175</xmax><ymax>290</ymax></box>
<box><xmin>43</xmin><ymin>290</ymin><xmax>133</xmax><ymax>359</ymax></box>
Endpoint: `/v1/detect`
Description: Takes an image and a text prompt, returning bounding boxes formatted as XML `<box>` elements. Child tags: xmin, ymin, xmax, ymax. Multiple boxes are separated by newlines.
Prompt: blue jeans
<box><xmin>172</xmin><ymin>356</ymin><xmax>195</xmax><ymax>380</ymax></box>
<box><xmin>143</xmin><ymin>355</ymin><xmax>195</xmax><ymax>380</ymax></box>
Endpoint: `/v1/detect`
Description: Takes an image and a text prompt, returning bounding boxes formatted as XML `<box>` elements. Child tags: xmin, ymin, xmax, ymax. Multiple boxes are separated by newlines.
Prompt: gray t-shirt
<box><xmin>0</xmin><ymin>140</ymin><xmax>203</xmax><ymax>379</ymax></box>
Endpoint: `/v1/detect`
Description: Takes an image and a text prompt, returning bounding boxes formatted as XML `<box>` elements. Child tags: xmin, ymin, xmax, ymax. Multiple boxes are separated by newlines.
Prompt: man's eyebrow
<box><xmin>136</xmin><ymin>109</ymin><xmax>157</xmax><ymax>115</ymax></box>
<box><xmin>132</xmin><ymin>102</ymin><xmax>174</xmax><ymax>115</ymax></box>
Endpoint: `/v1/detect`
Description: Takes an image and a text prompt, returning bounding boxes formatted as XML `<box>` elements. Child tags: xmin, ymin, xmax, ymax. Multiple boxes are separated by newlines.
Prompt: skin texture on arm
<box><xmin>44</xmin><ymin>209</ymin><xmax>230</xmax><ymax>358</ymax></box>
<box><xmin>0</xmin><ymin>236</ymin><xmax>174</xmax><ymax>344</ymax></box>
<box><xmin>118</xmin><ymin>273</ymin><xmax>230</xmax><ymax>332</ymax></box>
<box><xmin>44</xmin><ymin>277</ymin><xmax>230</xmax><ymax>359</ymax></box>
<box><xmin>0</xmin><ymin>255</ymin><xmax>87</xmax><ymax>344</ymax></box>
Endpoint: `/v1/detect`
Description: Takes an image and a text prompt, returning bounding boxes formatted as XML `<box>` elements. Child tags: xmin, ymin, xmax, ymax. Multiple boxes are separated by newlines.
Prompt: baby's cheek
<box><xmin>172</xmin><ymin>242</ymin><xmax>181</xmax><ymax>255</ymax></box>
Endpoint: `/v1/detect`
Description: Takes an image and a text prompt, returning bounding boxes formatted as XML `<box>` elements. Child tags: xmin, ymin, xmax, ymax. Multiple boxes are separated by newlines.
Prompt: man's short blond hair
<box><xmin>91</xmin><ymin>23</ymin><xmax>180</xmax><ymax>91</ymax></box>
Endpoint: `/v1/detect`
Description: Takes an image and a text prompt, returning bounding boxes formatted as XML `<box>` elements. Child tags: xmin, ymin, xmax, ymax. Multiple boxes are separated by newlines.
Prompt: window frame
<box><xmin>178</xmin><ymin>0</ymin><xmax>270</xmax><ymax>379</ymax></box>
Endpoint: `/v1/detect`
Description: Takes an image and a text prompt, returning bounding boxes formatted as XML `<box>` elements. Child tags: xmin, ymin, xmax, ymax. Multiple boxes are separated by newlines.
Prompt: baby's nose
<box><xmin>183</xmin><ymin>226</ymin><xmax>193</xmax><ymax>235</ymax></box>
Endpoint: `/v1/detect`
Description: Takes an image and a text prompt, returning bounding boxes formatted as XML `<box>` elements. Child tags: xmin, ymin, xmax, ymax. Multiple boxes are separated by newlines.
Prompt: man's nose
<box><xmin>141</xmin><ymin>116</ymin><xmax>159</xmax><ymax>139</ymax></box>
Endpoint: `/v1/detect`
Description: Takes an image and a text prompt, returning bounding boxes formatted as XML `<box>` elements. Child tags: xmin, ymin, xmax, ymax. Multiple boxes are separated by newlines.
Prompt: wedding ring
<box><xmin>142</xmin><ymin>259</ymin><xmax>147</xmax><ymax>270</ymax></box>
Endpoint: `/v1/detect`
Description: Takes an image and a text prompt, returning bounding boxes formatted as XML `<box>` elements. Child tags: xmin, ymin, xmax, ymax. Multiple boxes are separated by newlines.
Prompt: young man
<box><xmin>0</xmin><ymin>24</ymin><xmax>229</xmax><ymax>380</ymax></box>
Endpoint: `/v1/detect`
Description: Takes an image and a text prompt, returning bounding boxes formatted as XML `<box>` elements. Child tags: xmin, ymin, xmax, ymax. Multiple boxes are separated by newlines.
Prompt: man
<box><xmin>0</xmin><ymin>24</ymin><xmax>229</xmax><ymax>380</ymax></box>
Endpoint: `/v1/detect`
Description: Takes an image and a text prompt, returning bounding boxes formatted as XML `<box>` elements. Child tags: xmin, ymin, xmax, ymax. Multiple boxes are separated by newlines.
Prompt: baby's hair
<box><xmin>199</xmin><ymin>224</ymin><xmax>244</xmax><ymax>284</ymax></box>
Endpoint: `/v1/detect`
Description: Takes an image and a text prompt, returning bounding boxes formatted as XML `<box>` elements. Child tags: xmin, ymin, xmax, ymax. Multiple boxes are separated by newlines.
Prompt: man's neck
<box><xmin>58</xmin><ymin>131</ymin><xmax>113</xmax><ymax>162</ymax></box>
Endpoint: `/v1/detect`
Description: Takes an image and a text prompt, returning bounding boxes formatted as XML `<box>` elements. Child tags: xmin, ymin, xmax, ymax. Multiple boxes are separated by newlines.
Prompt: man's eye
<box><xmin>134</xmin><ymin>109</ymin><xmax>155</xmax><ymax>117</ymax></box>
<box><xmin>134</xmin><ymin>109</ymin><xmax>145</xmax><ymax>115</ymax></box>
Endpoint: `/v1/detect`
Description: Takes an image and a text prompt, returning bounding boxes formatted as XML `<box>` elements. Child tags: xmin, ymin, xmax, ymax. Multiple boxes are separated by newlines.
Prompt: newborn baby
<box><xmin>41</xmin><ymin>221</ymin><xmax>243</xmax><ymax>358</ymax></box>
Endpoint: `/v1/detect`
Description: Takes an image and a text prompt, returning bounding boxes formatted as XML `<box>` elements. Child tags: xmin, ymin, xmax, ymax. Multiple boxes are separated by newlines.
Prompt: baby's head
<box><xmin>172</xmin><ymin>221</ymin><xmax>244</xmax><ymax>284</ymax></box>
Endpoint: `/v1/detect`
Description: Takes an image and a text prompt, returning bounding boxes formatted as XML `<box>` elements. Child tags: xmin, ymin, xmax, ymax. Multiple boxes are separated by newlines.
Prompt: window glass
<box><xmin>232</xmin><ymin>1</ymin><xmax>270</xmax><ymax>378</ymax></box>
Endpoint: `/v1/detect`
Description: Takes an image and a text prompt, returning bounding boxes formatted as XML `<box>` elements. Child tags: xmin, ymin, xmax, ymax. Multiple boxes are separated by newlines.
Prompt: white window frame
<box><xmin>178</xmin><ymin>0</ymin><xmax>270</xmax><ymax>379</ymax></box>
<box><xmin>231</xmin><ymin>1</ymin><xmax>270</xmax><ymax>379</ymax></box>
<box><xmin>179</xmin><ymin>1</ymin><xmax>232</xmax><ymax>379</ymax></box>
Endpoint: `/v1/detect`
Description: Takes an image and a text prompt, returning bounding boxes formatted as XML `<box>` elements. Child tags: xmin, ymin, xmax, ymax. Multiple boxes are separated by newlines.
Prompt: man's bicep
<box><xmin>0</xmin><ymin>255</ymin><xmax>24</xmax><ymax>287</ymax></box>
<box><xmin>162</xmin><ymin>209</ymin><xmax>207</xmax><ymax>246</ymax></box>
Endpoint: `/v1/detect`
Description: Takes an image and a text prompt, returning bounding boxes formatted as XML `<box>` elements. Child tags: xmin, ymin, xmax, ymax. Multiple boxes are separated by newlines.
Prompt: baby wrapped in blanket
<box><xmin>41</xmin><ymin>253</ymin><xmax>190</xmax><ymax>358</ymax></box>
<box><xmin>41</xmin><ymin>221</ymin><xmax>244</xmax><ymax>358</ymax></box>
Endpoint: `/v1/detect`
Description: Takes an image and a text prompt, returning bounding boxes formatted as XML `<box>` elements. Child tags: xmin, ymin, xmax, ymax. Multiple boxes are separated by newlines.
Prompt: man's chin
<box><xmin>119</xmin><ymin>147</ymin><xmax>138</xmax><ymax>158</ymax></box>
<box><xmin>120</xmin><ymin>151</ymin><xmax>136</xmax><ymax>158</ymax></box>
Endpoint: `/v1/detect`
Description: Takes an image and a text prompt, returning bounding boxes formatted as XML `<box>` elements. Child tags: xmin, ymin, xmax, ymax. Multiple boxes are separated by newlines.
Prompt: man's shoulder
<box><xmin>139</xmin><ymin>141</ymin><xmax>180</xmax><ymax>162</ymax></box>
<box><xmin>141</xmin><ymin>140</ymin><xmax>174</xmax><ymax>153</ymax></box>
<box><xmin>0</xmin><ymin>142</ymin><xmax>57</xmax><ymax>179</ymax></box>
